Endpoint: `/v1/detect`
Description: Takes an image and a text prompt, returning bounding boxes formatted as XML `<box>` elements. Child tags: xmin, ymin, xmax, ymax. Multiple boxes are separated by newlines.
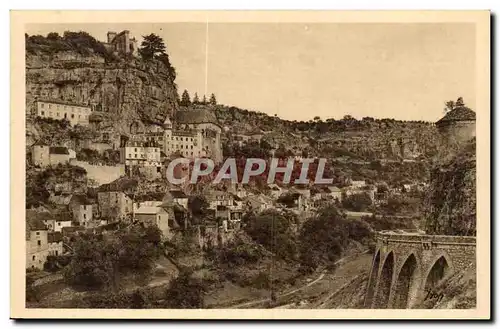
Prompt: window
<box><xmin>58</xmin><ymin>222</ymin><xmax>61</xmax><ymax>226</ymax></box>
<box><xmin>37</xmin><ymin>240</ymin><xmax>41</xmax><ymax>246</ymax></box>
<box><xmin>32</xmin><ymin>255</ymin><xmax>35</xmax><ymax>261</ymax></box>
<box><xmin>83</xmin><ymin>214</ymin><xmax>86</xmax><ymax>219</ymax></box>
<box><xmin>36</xmin><ymin>232</ymin><xmax>40</xmax><ymax>235</ymax></box>
<box><xmin>135</xmin><ymin>154</ymin><xmax>137</xmax><ymax>158</ymax></box>
<box><xmin>181</xmin><ymin>145</ymin><xmax>183</xmax><ymax>149</ymax></box>
<box><xmin>83</xmin><ymin>205</ymin><xmax>86</xmax><ymax>210</ymax></box>
<box><xmin>180</xmin><ymin>137</ymin><xmax>183</xmax><ymax>141</ymax></box>
<box><xmin>191</xmin><ymin>152</ymin><xmax>193</xmax><ymax>156</ymax></box>
<box><xmin>48</xmin><ymin>104</ymin><xmax>51</xmax><ymax>109</ymax></box>
<box><xmin>41</xmin><ymin>111</ymin><xmax>45</xmax><ymax>116</ymax></box>
<box><xmin>191</xmin><ymin>138</ymin><xmax>193</xmax><ymax>141</ymax></box>
<box><xmin>135</xmin><ymin>148</ymin><xmax>137</xmax><ymax>152</ymax></box>
<box><xmin>71</xmin><ymin>114</ymin><xmax>75</xmax><ymax>119</ymax></box>
<box><xmin>55</xmin><ymin>251</ymin><xmax>58</xmax><ymax>256</ymax></box>
<box><xmin>176</xmin><ymin>137</ymin><xmax>178</xmax><ymax>141</ymax></box>
<box><xmin>41</xmin><ymin>103</ymin><xmax>44</xmax><ymax>108</ymax></box>
<box><xmin>56</xmin><ymin>112</ymin><xmax>59</xmax><ymax>117</ymax></box>
<box><xmin>64</xmin><ymin>113</ymin><xmax>67</xmax><ymax>119</ymax></box>
<box><xmin>191</xmin><ymin>145</ymin><xmax>193</xmax><ymax>149</ymax></box>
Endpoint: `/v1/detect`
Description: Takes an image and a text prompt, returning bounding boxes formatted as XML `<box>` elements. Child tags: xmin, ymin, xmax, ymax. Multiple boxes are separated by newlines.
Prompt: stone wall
<box><xmin>70</xmin><ymin>159</ymin><xmax>124</xmax><ymax>185</ymax></box>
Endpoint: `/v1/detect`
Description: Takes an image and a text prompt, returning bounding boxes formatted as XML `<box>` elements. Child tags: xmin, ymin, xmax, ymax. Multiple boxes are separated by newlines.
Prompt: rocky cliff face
<box><xmin>424</xmin><ymin>138</ymin><xmax>476</xmax><ymax>236</ymax></box>
<box><xmin>26</xmin><ymin>50</ymin><xmax>178</xmax><ymax>134</ymax></box>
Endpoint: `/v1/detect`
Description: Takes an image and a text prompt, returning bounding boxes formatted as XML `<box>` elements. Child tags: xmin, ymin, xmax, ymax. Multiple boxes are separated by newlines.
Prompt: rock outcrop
<box><xmin>26</xmin><ymin>47</ymin><xmax>178</xmax><ymax>135</ymax></box>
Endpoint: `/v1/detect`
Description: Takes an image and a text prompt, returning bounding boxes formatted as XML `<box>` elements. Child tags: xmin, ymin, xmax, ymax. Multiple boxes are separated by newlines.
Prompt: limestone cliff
<box><xmin>424</xmin><ymin>138</ymin><xmax>476</xmax><ymax>236</ymax></box>
<box><xmin>26</xmin><ymin>34</ymin><xmax>179</xmax><ymax>135</ymax></box>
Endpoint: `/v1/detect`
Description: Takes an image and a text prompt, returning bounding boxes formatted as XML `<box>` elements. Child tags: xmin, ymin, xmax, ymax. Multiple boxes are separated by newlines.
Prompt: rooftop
<box><xmin>437</xmin><ymin>106</ymin><xmax>476</xmax><ymax>125</ymax></box>
<box><xmin>135</xmin><ymin>206</ymin><xmax>164</xmax><ymax>215</ymax></box>
<box><xmin>169</xmin><ymin>190</ymin><xmax>188</xmax><ymax>199</ymax></box>
<box><xmin>175</xmin><ymin>108</ymin><xmax>220</xmax><ymax>127</ymax></box>
<box><xmin>48</xmin><ymin>231</ymin><xmax>63</xmax><ymax>243</ymax></box>
<box><xmin>49</xmin><ymin>146</ymin><xmax>69</xmax><ymax>155</ymax></box>
<box><xmin>99</xmin><ymin>177</ymin><xmax>138</xmax><ymax>193</ymax></box>
<box><xmin>26</xmin><ymin>210</ymin><xmax>48</xmax><ymax>239</ymax></box>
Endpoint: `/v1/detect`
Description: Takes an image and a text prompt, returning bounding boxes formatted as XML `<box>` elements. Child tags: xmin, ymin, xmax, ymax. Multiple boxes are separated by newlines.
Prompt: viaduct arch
<box><xmin>364</xmin><ymin>231</ymin><xmax>476</xmax><ymax>309</ymax></box>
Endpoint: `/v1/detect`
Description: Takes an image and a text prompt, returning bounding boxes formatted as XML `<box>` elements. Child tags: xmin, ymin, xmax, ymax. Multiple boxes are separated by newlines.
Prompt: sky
<box><xmin>26</xmin><ymin>23</ymin><xmax>476</xmax><ymax>122</ymax></box>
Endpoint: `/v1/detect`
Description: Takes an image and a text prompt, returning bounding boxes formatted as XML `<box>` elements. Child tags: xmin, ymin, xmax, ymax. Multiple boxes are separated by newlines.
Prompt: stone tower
<box><xmin>436</xmin><ymin>98</ymin><xmax>476</xmax><ymax>145</ymax></box>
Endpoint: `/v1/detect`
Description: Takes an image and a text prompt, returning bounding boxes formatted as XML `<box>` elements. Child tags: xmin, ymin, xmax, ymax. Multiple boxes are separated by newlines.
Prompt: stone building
<box><xmin>33</xmin><ymin>99</ymin><xmax>92</xmax><ymax>126</ymax></box>
<box><xmin>134</xmin><ymin>205</ymin><xmax>173</xmax><ymax>240</ymax></box>
<box><xmin>32</xmin><ymin>144</ymin><xmax>71</xmax><ymax>167</ymax></box>
<box><xmin>105</xmin><ymin>30</ymin><xmax>138</xmax><ymax>56</ymax></box>
<box><xmin>26</xmin><ymin>211</ymin><xmax>49</xmax><ymax>270</ymax></box>
<box><xmin>97</xmin><ymin>177</ymin><xmax>138</xmax><ymax>220</ymax></box>
<box><xmin>170</xmin><ymin>108</ymin><xmax>223</xmax><ymax>163</ymax></box>
<box><xmin>121</xmin><ymin>108</ymin><xmax>223</xmax><ymax>169</ymax></box>
<box><xmin>69</xmin><ymin>194</ymin><xmax>94</xmax><ymax>227</ymax></box>
<box><xmin>436</xmin><ymin>99</ymin><xmax>476</xmax><ymax>145</ymax></box>
<box><xmin>47</xmin><ymin>232</ymin><xmax>63</xmax><ymax>256</ymax></box>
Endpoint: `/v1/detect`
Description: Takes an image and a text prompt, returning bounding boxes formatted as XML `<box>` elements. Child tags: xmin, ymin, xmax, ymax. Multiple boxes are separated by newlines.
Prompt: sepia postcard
<box><xmin>10</xmin><ymin>10</ymin><xmax>490</xmax><ymax>320</ymax></box>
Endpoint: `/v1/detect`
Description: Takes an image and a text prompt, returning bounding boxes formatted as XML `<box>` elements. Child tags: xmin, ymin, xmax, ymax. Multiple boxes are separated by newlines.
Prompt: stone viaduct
<box><xmin>364</xmin><ymin>231</ymin><xmax>476</xmax><ymax>309</ymax></box>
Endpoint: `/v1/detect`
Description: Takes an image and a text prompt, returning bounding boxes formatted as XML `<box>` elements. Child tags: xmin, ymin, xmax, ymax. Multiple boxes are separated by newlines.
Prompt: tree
<box><xmin>444</xmin><ymin>100</ymin><xmax>455</xmax><ymax>112</ymax></box>
<box><xmin>299</xmin><ymin>206</ymin><xmax>371</xmax><ymax>271</ymax></box>
<box><xmin>209</xmin><ymin>93</ymin><xmax>217</xmax><ymax>106</ymax></box>
<box><xmin>46</xmin><ymin>32</ymin><xmax>60</xmax><ymax>40</ymax></box>
<box><xmin>202</xmin><ymin>95</ymin><xmax>207</xmax><ymax>104</ymax></box>
<box><xmin>244</xmin><ymin>210</ymin><xmax>297</xmax><ymax>260</ymax></box>
<box><xmin>63</xmin><ymin>226</ymin><xmax>163</xmax><ymax>291</ymax></box>
<box><xmin>180</xmin><ymin>90</ymin><xmax>191</xmax><ymax>106</ymax></box>
<box><xmin>341</xmin><ymin>192</ymin><xmax>373</xmax><ymax>212</ymax></box>
<box><xmin>193</xmin><ymin>93</ymin><xmax>200</xmax><ymax>105</ymax></box>
<box><xmin>163</xmin><ymin>270</ymin><xmax>206</xmax><ymax>308</ymax></box>
<box><xmin>139</xmin><ymin>33</ymin><xmax>166</xmax><ymax>60</ymax></box>
<box><xmin>313</xmin><ymin>116</ymin><xmax>321</xmax><ymax>122</ymax></box>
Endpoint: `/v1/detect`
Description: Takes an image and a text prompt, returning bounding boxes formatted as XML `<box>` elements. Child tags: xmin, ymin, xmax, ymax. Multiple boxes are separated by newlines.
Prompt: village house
<box><xmin>168</xmin><ymin>189</ymin><xmax>189</xmax><ymax>209</ymax></box>
<box><xmin>215</xmin><ymin>205</ymin><xmax>230</xmax><ymax>221</ymax></box>
<box><xmin>207</xmin><ymin>190</ymin><xmax>234</xmax><ymax>209</ymax></box>
<box><xmin>61</xmin><ymin>226</ymin><xmax>86</xmax><ymax>239</ymax></box>
<box><xmin>246</xmin><ymin>194</ymin><xmax>274</xmax><ymax>213</ymax></box>
<box><xmin>278</xmin><ymin>190</ymin><xmax>309</xmax><ymax>211</ymax></box>
<box><xmin>47</xmin><ymin>232</ymin><xmax>63</xmax><ymax>256</ymax></box>
<box><xmin>97</xmin><ymin>177</ymin><xmax>138</xmax><ymax>220</ymax></box>
<box><xmin>69</xmin><ymin>194</ymin><xmax>94</xmax><ymax>227</ymax></box>
<box><xmin>48</xmin><ymin>146</ymin><xmax>71</xmax><ymax>166</ymax></box>
<box><xmin>327</xmin><ymin>186</ymin><xmax>343</xmax><ymax>202</ymax></box>
<box><xmin>348</xmin><ymin>179</ymin><xmax>367</xmax><ymax>189</ymax></box>
<box><xmin>33</xmin><ymin>98</ymin><xmax>92</xmax><ymax>126</ymax></box>
<box><xmin>120</xmin><ymin>138</ymin><xmax>162</xmax><ymax>179</ymax></box>
<box><xmin>26</xmin><ymin>211</ymin><xmax>49</xmax><ymax>270</ymax></box>
<box><xmin>54</xmin><ymin>212</ymin><xmax>73</xmax><ymax>233</ymax></box>
<box><xmin>98</xmin><ymin>190</ymin><xmax>134</xmax><ymax>220</ymax></box>
<box><xmin>344</xmin><ymin>185</ymin><xmax>377</xmax><ymax>202</ymax></box>
<box><xmin>134</xmin><ymin>205</ymin><xmax>173</xmax><ymax>240</ymax></box>
<box><xmin>32</xmin><ymin>144</ymin><xmax>71</xmax><ymax>167</ymax></box>
<box><xmin>311</xmin><ymin>186</ymin><xmax>342</xmax><ymax>207</ymax></box>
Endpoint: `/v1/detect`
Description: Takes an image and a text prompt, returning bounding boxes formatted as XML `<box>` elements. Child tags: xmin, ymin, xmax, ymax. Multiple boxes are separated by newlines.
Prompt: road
<box><xmin>231</xmin><ymin>251</ymin><xmax>367</xmax><ymax>309</ymax></box>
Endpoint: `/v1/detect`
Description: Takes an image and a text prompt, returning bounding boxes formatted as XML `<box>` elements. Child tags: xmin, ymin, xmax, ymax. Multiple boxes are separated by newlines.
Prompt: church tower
<box><xmin>163</xmin><ymin>117</ymin><xmax>173</xmax><ymax>156</ymax></box>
